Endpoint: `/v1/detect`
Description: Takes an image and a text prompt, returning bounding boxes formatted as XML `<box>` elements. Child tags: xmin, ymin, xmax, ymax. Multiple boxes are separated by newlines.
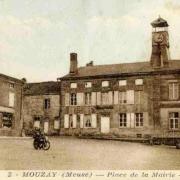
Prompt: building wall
<box><xmin>59</xmin><ymin>72</ymin><xmax>180</xmax><ymax>138</ymax></box>
<box><xmin>60</xmin><ymin>75</ymin><xmax>159</xmax><ymax>137</ymax></box>
<box><xmin>0</xmin><ymin>77</ymin><xmax>23</xmax><ymax>136</ymax></box>
<box><xmin>23</xmin><ymin>94</ymin><xmax>60</xmax><ymax>135</ymax></box>
<box><xmin>159</xmin><ymin>74</ymin><xmax>180</xmax><ymax>136</ymax></box>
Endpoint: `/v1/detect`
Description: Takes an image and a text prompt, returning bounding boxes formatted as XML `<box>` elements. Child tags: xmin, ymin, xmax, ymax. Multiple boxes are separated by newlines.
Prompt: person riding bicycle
<box><xmin>33</xmin><ymin>128</ymin><xmax>44</xmax><ymax>141</ymax></box>
<box><xmin>33</xmin><ymin>127</ymin><xmax>50</xmax><ymax>150</ymax></box>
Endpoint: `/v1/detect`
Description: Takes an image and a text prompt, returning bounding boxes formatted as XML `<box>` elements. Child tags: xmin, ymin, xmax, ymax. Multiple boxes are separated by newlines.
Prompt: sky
<box><xmin>0</xmin><ymin>0</ymin><xmax>180</xmax><ymax>82</ymax></box>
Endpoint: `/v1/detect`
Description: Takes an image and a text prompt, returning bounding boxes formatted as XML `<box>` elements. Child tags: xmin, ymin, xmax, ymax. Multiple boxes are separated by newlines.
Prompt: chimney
<box><xmin>70</xmin><ymin>53</ymin><xmax>78</xmax><ymax>74</ymax></box>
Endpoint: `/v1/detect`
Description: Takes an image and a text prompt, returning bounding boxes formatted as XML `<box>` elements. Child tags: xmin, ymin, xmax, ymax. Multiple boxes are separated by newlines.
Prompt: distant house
<box><xmin>0</xmin><ymin>74</ymin><xmax>24</xmax><ymax>136</ymax></box>
<box><xmin>23</xmin><ymin>81</ymin><xmax>60</xmax><ymax>135</ymax></box>
<box><xmin>58</xmin><ymin>17</ymin><xmax>180</xmax><ymax>138</ymax></box>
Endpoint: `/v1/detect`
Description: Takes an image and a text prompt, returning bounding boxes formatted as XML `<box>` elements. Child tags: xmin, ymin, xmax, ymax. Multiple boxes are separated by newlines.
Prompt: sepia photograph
<box><xmin>0</xmin><ymin>0</ymin><xmax>180</xmax><ymax>178</ymax></box>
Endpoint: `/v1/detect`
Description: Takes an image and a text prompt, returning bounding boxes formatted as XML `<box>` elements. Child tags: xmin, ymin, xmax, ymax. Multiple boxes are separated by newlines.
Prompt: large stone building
<box><xmin>0</xmin><ymin>74</ymin><xmax>24</xmax><ymax>136</ymax></box>
<box><xmin>23</xmin><ymin>81</ymin><xmax>60</xmax><ymax>135</ymax></box>
<box><xmin>58</xmin><ymin>17</ymin><xmax>180</xmax><ymax>138</ymax></box>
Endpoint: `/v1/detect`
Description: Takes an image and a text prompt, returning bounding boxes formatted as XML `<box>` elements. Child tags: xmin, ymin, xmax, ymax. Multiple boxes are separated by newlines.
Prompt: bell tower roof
<box><xmin>151</xmin><ymin>16</ymin><xmax>168</xmax><ymax>28</ymax></box>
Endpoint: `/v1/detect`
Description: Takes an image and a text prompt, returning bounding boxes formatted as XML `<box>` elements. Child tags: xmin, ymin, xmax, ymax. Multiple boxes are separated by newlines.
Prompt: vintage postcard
<box><xmin>0</xmin><ymin>0</ymin><xmax>180</xmax><ymax>180</ymax></box>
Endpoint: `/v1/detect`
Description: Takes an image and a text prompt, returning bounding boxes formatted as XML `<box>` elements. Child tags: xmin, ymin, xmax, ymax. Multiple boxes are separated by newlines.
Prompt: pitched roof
<box><xmin>151</xmin><ymin>17</ymin><xmax>168</xmax><ymax>27</ymax></box>
<box><xmin>23</xmin><ymin>81</ymin><xmax>60</xmax><ymax>95</ymax></box>
<box><xmin>60</xmin><ymin>60</ymin><xmax>180</xmax><ymax>80</ymax></box>
<box><xmin>0</xmin><ymin>73</ymin><xmax>23</xmax><ymax>84</ymax></box>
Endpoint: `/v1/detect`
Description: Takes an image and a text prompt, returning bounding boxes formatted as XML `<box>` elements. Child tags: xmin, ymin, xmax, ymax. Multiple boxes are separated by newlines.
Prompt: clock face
<box><xmin>153</xmin><ymin>33</ymin><xmax>164</xmax><ymax>43</ymax></box>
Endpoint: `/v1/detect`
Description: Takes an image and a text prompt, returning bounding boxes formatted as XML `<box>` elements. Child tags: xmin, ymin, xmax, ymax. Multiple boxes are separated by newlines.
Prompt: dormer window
<box><xmin>102</xmin><ymin>81</ymin><xmax>109</xmax><ymax>87</ymax></box>
<box><xmin>85</xmin><ymin>82</ymin><xmax>92</xmax><ymax>88</ymax></box>
<box><xmin>119</xmin><ymin>80</ymin><xmax>127</xmax><ymax>86</ymax></box>
<box><xmin>70</xmin><ymin>83</ymin><xmax>77</xmax><ymax>88</ymax></box>
<box><xmin>135</xmin><ymin>79</ymin><xmax>143</xmax><ymax>85</ymax></box>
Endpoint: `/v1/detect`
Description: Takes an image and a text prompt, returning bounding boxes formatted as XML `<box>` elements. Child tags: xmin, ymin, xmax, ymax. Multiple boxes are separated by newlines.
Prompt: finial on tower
<box><xmin>151</xmin><ymin>16</ymin><xmax>168</xmax><ymax>28</ymax></box>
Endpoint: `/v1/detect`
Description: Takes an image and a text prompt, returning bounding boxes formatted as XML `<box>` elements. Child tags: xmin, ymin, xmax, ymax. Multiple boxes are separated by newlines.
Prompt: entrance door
<box><xmin>44</xmin><ymin>122</ymin><xmax>49</xmax><ymax>133</ymax></box>
<box><xmin>101</xmin><ymin>116</ymin><xmax>110</xmax><ymax>133</ymax></box>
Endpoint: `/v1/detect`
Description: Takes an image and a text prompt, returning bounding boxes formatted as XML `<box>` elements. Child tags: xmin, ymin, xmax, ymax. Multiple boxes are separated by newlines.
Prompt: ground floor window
<box><xmin>119</xmin><ymin>113</ymin><xmax>127</xmax><ymax>127</ymax></box>
<box><xmin>33</xmin><ymin>116</ymin><xmax>41</xmax><ymax>128</ymax></box>
<box><xmin>169</xmin><ymin>112</ymin><xmax>179</xmax><ymax>129</ymax></box>
<box><xmin>135</xmin><ymin>113</ymin><xmax>143</xmax><ymax>127</ymax></box>
<box><xmin>84</xmin><ymin>115</ymin><xmax>92</xmax><ymax>128</ymax></box>
<box><xmin>2</xmin><ymin>113</ymin><xmax>13</xmax><ymax>128</ymax></box>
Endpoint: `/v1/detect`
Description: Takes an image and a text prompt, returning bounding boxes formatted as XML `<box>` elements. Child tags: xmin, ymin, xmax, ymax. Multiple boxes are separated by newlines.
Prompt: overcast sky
<box><xmin>0</xmin><ymin>0</ymin><xmax>180</xmax><ymax>82</ymax></box>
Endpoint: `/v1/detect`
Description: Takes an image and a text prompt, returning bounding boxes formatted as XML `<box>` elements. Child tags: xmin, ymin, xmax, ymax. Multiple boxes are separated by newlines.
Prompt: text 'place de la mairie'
<box><xmin>0</xmin><ymin>17</ymin><xmax>180</xmax><ymax>144</ymax></box>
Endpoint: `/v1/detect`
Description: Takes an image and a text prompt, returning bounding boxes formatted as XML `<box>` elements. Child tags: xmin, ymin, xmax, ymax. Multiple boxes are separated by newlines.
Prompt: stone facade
<box><xmin>0</xmin><ymin>74</ymin><xmax>24</xmax><ymax>136</ymax></box>
<box><xmin>58</xmin><ymin>17</ymin><xmax>180</xmax><ymax>138</ymax></box>
<box><xmin>23</xmin><ymin>81</ymin><xmax>60</xmax><ymax>135</ymax></box>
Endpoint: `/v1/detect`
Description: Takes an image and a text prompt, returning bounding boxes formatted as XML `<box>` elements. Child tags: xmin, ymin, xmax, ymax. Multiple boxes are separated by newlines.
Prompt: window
<box><xmin>70</xmin><ymin>93</ymin><xmax>77</xmax><ymax>105</ymax></box>
<box><xmin>85</xmin><ymin>93</ymin><xmax>91</xmax><ymax>105</ymax></box>
<box><xmin>85</xmin><ymin>82</ymin><xmax>92</xmax><ymax>88</ymax></box>
<box><xmin>102</xmin><ymin>81</ymin><xmax>109</xmax><ymax>87</ymax></box>
<box><xmin>169</xmin><ymin>112</ymin><xmax>179</xmax><ymax>129</ymax></box>
<box><xmin>70</xmin><ymin>83</ymin><xmax>77</xmax><ymax>88</ymax></box>
<box><xmin>169</xmin><ymin>82</ymin><xmax>179</xmax><ymax>100</ymax></box>
<box><xmin>2</xmin><ymin>113</ymin><xmax>13</xmax><ymax>128</ymax></box>
<box><xmin>119</xmin><ymin>113</ymin><xmax>127</xmax><ymax>127</ymax></box>
<box><xmin>44</xmin><ymin>98</ymin><xmax>50</xmax><ymax>109</ymax></box>
<box><xmin>84</xmin><ymin>115</ymin><xmax>92</xmax><ymax>128</ymax></box>
<box><xmin>119</xmin><ymin>80</ymin><xmax>127</xmax><ymax>86</ymax></box>
<box><xmin>135</xmin><ymin>79</ymin><xmax>143</xmax><ymax>85</ymax></box>
<box><xmin>102</xmin><ymin>92</ymin><xmax>109</xmax><ymax>105</ymax></box>
<box><xmin>119</xmin><ymin>91</ymin><xmax>127</xmax><ymax>104</ymax></box>
<box><xmin>33</xmin><ymin>116</ymin><xmax>41</xmax><ymax>128</ymax></box>
<box><xmin>69</xmin><ymin>115</ymin><xmax>73</xmax><ymax>128</ymax></box>
<box><xmin>9</xmin><ymin>83</ymin><xmax>14</xmax><ymax>89</ymax></box>
<box><xmin>135</xmin><ymin>113</ymin><xmax>143</xmax><ymax>127</ymax></box>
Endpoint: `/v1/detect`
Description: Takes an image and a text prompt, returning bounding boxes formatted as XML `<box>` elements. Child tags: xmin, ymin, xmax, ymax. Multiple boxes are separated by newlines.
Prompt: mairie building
<box><xmin>58</xmin><ymin>17</ymin><xmax>180</xmax><ymax>138</ymax></box>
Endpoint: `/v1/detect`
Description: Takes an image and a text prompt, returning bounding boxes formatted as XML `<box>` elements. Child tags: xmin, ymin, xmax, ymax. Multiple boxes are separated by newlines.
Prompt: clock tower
<box><xmin>150</xmin><ymin>16</ymin><xmax>170</xmax><ymax>67</ymax></box>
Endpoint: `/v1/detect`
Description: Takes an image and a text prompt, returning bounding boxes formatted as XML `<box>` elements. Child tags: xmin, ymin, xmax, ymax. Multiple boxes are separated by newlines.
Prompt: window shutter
<box><xmin>80</xmin><ymin>114</ymin><xmax>84</xmax><ymax>128</ymax></box>
<box><xmin>97</xmin><ymin>92</ymin><xmax>101</xmax><ymax>105</ymax></box>
<box><xmin>54</xmin><ymin>120</ymin><xmax>60</xmax><ymax>129</ymax></box>
<box><xmin>130</xmin><ymin>113</ymin><xmax>135</xmax><ymax>128</ymax></box>
<box><xmin>9</xmin><ymin>92</ymin><xmax>15</xmax><ymax>107</ymax></box>
<box><xmin>127</xmin><ymin>90</ymin><xmax>134</xmax><ymax>104</ymax></box>
<box><xmin>77</xmin><ymin>93</ymin><xmax>84</xmax><ymax>106</ymax></box>
<box><xmin>44</xmin><ymin>122</ymin><xmax>49</xmax><ymax>133</ymax></box>
<box><xmin>65</xmin><ymin>93</ymin><xmax>70</xmax><ymax>106</ymax></box>
<box><xmin>169</xmin><ymin>84</ymin><xmax>173</xmax><ymax>99</ymax></box>
<box><xmin>108</xmin><ymin>91</ymin><xmax>113</xmax><ymax>104</ymax></box>
<box><xmin>34</xmin><ymin>121</ymin><xmax>40</xmax><ymax>128</ymax></box>
<box><xmin>91</xmin><ymin>114</ymin><xmax>97</xmax><ymax>128</ymax></box>
<box><xmin>102</xmin><ymin>81</ymin><xmax>109</xmax><ymax>87</ymax></box>
<box><xmin>70</xmin><ymin>83</ymin><xmax>77</xmax><ymax>88</ymax></box>
<box><xmin>174</xmin><ymin>84</ymin><xmax>179</xmax><ymax>99</ymax></box>
<box><xmin>143</xmin><ymin>112</ymin><xmax>148</xmax><ymax>126</ymax></box>
<box><xmin>135</xmin><ymin>79</ymin><xmax>143</xmax><ymax>85</ymax></box>
<box><xmin>73</xmin><ymin>114</ymin><xmax>77</xmax><ymax>128</ymax></box>
<box><xmin>127</xmin><ymin>113</ymin><xmax>131</xmax><ymax>128</ymax></box>
<box><xmin>64</xmin><ymin>114</ymin><xmax>69</xmax><ymax>128</ymax></box>
<box><xmin>114</xmin><ymin>91</ymin><xmax>119</xmax><ymax>105</ymax></box>
<box><xmin>91</xmin><ymin>92</ymin><xmax>96</xmax><ymax>106</ymax></box>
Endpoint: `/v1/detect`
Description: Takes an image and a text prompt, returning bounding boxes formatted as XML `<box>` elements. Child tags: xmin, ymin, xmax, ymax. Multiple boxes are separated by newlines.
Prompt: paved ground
<box><xmin>0</xmin><ymin>136</ymin><xmax>180</xmax><ymax>170</ymax></box>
